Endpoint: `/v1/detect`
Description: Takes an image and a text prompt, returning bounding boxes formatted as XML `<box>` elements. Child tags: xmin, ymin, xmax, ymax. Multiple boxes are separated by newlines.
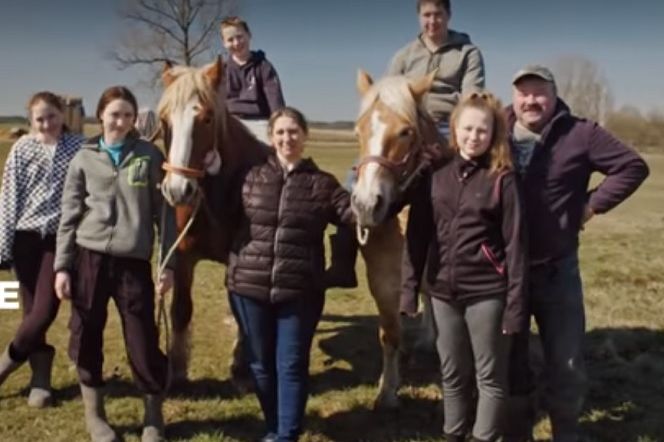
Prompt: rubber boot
<box><xmin>80</xmin><ymin>383</ymin><xmax>118</xmax><ymax>442</ymax></box>
<box><xmin>141</xmin><ymin>394</ymin><xmax>165</xmax><ymax>442</ymax></box>
<box><xmin>0</xmin><ymin>345</ymin><xmax>24</xmax><ymax>388</ymax></box>
<box><xmin>27</xmin><ymin>346</ymin><xmax>55</xmax><ymax>407</ymax></box>
<box><xmin>324</xmin><ymin>226</ymin><xmax>358</xmax><ymax>289</ymax></box>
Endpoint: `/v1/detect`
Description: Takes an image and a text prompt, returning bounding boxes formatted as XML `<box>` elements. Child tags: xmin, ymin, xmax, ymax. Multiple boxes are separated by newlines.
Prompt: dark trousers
<box><xmin>9</xmin><ymin>231</ymin><xmax>60</xmax><ymax>360</ymax></box>
<box><xmin>229</xmin><ymin>292</ymin><xmax>324</xmax><ymax>442</ymax></box>
<box><xmin>508</xmin><ymin>253</ymin><xmax>586</xmax><ymax>442</ymax></box>
<box><xmin>68</xmin><ymin>248</ymin><xmax>167</xmax><ymax>394</ymax></box>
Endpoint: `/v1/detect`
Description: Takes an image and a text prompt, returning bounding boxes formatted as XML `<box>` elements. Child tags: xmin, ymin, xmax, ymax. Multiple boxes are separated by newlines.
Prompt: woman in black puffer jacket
<box><xmin>226</xmin><ymin>106</ymin><xmax>354</xmax><ymax>442</ymax></box>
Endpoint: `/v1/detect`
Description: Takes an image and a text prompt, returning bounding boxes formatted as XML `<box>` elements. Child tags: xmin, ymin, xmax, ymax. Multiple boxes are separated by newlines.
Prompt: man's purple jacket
<box><xmin>506</xmin><ymin>100</ymin><xmax>649</xmax><ymax>265</ymax></box>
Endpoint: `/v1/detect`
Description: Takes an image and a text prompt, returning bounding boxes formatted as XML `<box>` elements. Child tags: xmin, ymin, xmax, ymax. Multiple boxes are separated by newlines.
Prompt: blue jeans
<box><xmin>229</xmin><ymin>293</ymin><xmax>324</xmax><ymax>442</ymax></box>
<box><xmin>531</xmin><ymin>252</ymin><xmax>587</xmax><ymax>442</ymax></box>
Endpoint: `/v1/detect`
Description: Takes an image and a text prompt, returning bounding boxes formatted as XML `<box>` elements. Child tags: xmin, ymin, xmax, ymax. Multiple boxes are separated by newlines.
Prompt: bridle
<box><xmin>158</xmin><ymin>116</ymin><xmax>220</xmax><ymax>181</ymax></box>
<box><xmin>354</xmin><ymin>107</ymin><xmax>430</xmax><ymax>196</ymax></box>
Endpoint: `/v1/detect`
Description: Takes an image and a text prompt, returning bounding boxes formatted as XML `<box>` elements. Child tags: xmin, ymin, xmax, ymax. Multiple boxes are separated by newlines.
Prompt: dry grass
<box><xmin>0</xmin><ymin>128</ymin><xmax>663</xmax><ymax>441</ymax></box>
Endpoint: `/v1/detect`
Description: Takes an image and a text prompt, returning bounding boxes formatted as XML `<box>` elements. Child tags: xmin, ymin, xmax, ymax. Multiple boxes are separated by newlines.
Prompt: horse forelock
<box><xmin>157</xmin><ymin>65</ymin><xmax>225</xmax><ymax>124</ymax></box>
<box><xmin>358</xmin><ymin>77</ymin><xmax>418</xmax><ymax>125</ymax></box>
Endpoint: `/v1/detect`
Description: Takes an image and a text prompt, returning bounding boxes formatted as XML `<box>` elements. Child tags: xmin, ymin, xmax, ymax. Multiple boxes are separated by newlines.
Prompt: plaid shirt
<box><xmin>0</xmin><ymin>132</ymin><xmax>83</xmax><ymax>263</ymax></box>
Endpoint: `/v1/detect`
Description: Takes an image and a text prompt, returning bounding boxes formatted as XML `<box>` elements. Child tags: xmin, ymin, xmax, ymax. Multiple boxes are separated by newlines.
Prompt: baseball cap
<box><xmin>512</xmin><ymin>64</ymin><xmax>556</xmax><ymax>85</ymax></box>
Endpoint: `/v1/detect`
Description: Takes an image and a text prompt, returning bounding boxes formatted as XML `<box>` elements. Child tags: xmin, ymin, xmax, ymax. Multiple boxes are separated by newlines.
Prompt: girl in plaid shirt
<box><xmin>0</xmin><ymin>91</ymin><xmax>83</xmax><ymax>407</ymax></box>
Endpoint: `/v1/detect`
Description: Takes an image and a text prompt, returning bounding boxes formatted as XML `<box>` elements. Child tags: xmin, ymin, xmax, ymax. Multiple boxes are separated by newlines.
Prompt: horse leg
<box><xmin>361</xmin><ymin>218</ymin><xmax>404</xmax><ymax>409</ymax></box>
<box><xmin>170</xmin><ymin>254</ymin><xmax>196</xmax><ymax>384</ymax></box>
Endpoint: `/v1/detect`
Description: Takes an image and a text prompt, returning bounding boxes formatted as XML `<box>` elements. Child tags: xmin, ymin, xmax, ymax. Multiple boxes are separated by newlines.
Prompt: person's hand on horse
<box><xmin>421</xmin><ymin>142</ymin><xmax>446</xmax><ymax>168</ymax></box>
<box><xmin>54</xmin><ymin>271</ymin><xmax>71</xmax><ymax>300</ymax></box>
<box><xmin>203</xmin><ymin>150</ymin><xmax>221</xmax><ymax>175</ymax></box>
<box><xmin>156</xmin><ymin>268</ymin><xmax>174</xmax><ymax>297</ymax></box>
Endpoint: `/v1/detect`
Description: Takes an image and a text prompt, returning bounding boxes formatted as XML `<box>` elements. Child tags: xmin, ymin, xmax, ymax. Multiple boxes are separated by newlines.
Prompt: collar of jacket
<box><xmin>416</xmin><ymin>29</ymin><xmax>472</xmax><ymax>52</ymax></box>
<box><xmin>81</xmin><ymin>134</ymin><xmax>141</xmax><ymax>166</ymax></box>
<box><xmin>454</xmin><ymin>152</ymin><xmax>488</xmax><ymax>181</ymax></box>
<box><xmin>506</xmin><ymin>99</ymin><xmax>572</xmax><ymax>143</ymax></box>
<box><xmin>267</xmin><ymin>153</ymin><xmax>318</xmax><ymax>175</ymax></box>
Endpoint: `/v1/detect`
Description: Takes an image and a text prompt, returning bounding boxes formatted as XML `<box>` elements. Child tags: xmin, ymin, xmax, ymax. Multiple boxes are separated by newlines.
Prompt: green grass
<box><xmin>1</xmin><ymin>130</ymin><xmax>663</xmax><ymax>441</ymax></box>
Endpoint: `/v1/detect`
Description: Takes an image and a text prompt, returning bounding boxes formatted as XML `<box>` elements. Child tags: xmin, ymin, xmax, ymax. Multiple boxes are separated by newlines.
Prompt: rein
<box><xmin>155</xmin><ymin>183</ymin><xmax>204</xmax><ymax>394</ymax></box>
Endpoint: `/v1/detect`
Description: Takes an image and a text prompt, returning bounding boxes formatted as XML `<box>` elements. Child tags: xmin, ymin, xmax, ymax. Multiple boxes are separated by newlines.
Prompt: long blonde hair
<box><xmin>450</xmin><ymin>91</ymin><xmax>513</xmax><ymax>174</ymax></box>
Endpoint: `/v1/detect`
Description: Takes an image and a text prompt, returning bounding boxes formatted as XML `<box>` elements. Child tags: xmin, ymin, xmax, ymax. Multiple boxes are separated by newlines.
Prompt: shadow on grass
<box><xmin>313</xmin><ymin>313</ymin><xmax>440</xmax><ymax>395</ymax></box>
<box><xmin>165</xmin><ymin>415</ymin><xmax>265</xmax><ymax>441</ymax></box>
<box><xmin>306</xmin><ymin>395</ymin><xmax>442</xmax><ymax>441</ymax></box>
<box><xmin>580</xmin><ymin>327</ymin><xmax>664</xmax><ymax>441</ymax></box>
<box><xmin>521</xmin><ymin>327</ymin><xmax>664</xmax><ymax>441</ymax></box>
<box><xmin>29</xmin><ymin>376</ymin><xmax>248</xmax><ymax>406</ymax></box>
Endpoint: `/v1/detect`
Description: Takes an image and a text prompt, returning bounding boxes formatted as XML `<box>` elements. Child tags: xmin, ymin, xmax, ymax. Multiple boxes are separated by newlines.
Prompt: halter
<box><xmin>354</xmin><ymin>107</ymin><xmax>431</xmax><ymax>196</ymax></box>
<box><xmin>159</xmin><ymin>112</ymin><xmax>221</xmax><ymax>181</ymax></box>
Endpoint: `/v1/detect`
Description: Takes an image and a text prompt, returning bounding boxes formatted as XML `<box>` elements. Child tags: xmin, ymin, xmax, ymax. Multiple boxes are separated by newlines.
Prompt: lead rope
<box><xmin>156</xmin><ymin>189</ymin><xmax>203</xmax><ymax>393</ymax></box>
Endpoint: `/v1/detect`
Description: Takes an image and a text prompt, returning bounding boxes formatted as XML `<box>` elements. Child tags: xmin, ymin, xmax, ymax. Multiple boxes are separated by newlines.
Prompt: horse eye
<box><xmin>399</xmin><ymin>128</ymin><xmax>413</xmax><ymax>138</ymax></box>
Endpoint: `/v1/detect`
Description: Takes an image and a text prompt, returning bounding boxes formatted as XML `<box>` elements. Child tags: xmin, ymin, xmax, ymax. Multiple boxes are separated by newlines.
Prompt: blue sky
<box><xmin>1</xmin><ymin>0</ymin><xmax>662</xmax><ymax>121</ymax></box>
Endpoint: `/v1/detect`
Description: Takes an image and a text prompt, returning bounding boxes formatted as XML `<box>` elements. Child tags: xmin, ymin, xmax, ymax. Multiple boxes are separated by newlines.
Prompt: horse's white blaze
<box><xmin>164</xmin><ymin>98</ymin><xmax>198</xmax><ymax>202</ymax></box>
<box><xmin>354</xmin><ymin>110</ymin><xmax>389</xmax><ymax>211</ymax></box>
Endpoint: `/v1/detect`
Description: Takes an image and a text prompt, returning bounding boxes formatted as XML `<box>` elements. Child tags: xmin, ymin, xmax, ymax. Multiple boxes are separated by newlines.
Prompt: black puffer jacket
<box><xmin>227</xmin><ymin>154</ymin><xmax>354</xmax><ymax>302</ymax></box>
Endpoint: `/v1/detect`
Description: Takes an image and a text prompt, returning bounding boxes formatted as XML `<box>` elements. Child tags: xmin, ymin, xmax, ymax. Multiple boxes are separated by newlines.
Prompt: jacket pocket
<box><xmin>481</xmin><ymin>243</ymin><xmax>505</xmax><ymax>276</ymax></box>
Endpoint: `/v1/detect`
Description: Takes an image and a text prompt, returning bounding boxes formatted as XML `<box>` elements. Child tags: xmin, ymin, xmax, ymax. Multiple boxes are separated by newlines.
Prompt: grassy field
<box><xmin>0</xmin><ymin>130</ymin><xmax>663</xmax><ymax>441</ymax></box>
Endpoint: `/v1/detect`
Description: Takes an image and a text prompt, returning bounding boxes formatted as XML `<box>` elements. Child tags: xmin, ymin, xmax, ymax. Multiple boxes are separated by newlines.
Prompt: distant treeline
<box><xmin>2</xmin><ymin>113</ymin><xmax>662</xmax><ymax>151</ymax></box>
<box><xmin>0</xmin><ymin>116</ymin><xmax>99</xmax><ymax>125</ymax></box>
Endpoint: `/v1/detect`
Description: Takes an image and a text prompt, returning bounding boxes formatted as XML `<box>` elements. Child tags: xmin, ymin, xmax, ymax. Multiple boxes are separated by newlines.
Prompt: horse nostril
<box><xmin>183</xmin><ymin>181</ymin><xmax>194</xmax><ymax>198</ymax></box>
<box><xmin>374</xmin><ymin>195</ymin><xmax>384</xmax><ymax>212</ymax></box>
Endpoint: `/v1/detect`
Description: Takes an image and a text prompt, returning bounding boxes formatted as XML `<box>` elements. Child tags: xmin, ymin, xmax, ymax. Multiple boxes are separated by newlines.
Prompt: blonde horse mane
<box><xmin>358</xmin><ymin>76</ymin><xmax>424</xmax><ymax>124</ymax></box>
<box><xmin>157</xmin><ymin>63</ymin><xmax>226</xmax><ymax>125</ymax></box>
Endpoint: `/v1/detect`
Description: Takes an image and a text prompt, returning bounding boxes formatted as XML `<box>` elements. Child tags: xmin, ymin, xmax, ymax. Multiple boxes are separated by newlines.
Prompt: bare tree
<box><xmin>551</xmin><ymin>55</ymin><xmax>613</xmax><ymax>123</ymax></box>
<box><xmin>109</xmin><ymin>0</ymin><xmax>238</xmax><ymax>85</ymax></box>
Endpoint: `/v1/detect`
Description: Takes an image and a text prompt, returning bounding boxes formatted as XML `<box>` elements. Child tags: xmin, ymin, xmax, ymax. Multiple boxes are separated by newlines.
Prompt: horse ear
<box><xmin>409</xmin><ymin>69</ymin><xmax>437</xmax><ymax>100</ymax></box>
<box><xmin>204</xmin><ymin>56</ymin><xmax>224</xmax><ymax>88</ymax></box>
<box><xmin>357</xmin><ymin>69</ymin><xmax>373</xmax><ymax>96</ymax></box>
<box><xmin>162</xmin><ymin>60</ymin><xmax>175</xmax><ymax>86</ymax></box>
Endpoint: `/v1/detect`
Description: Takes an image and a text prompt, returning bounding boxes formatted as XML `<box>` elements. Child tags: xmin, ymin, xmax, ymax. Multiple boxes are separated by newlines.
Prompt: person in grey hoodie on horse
<box><xmin>325</xmin><ymin>0</ymin><xmax>485</xmax><ymax>288</ymax></box>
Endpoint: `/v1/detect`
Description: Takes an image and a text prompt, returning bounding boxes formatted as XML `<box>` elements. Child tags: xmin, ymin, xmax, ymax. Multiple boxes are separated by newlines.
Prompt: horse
<box><xmin>351</xmin><ymin>69</ymin><xmax>448</xmax><ymax>407</ymax></box>
<box><xmin>157</xmin><ymin>56</ymin><xmax>269</xmax><ymax>385</ymax></box>
<box><xmin>155</xmin><ymin>57</ymin><xmax>445</xmax><ymax>409</ymax></box>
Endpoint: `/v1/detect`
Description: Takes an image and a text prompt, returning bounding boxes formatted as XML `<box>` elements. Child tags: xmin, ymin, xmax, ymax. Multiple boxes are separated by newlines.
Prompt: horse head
<box><xmin>158</xmin><ymin>57</ymin><xmax>226</xmax><ymax>206</ymax></box>
<box><xmin>352</xmin><ymin>70</ymin><xmax>438</xmax><ymax>227</ymax></box>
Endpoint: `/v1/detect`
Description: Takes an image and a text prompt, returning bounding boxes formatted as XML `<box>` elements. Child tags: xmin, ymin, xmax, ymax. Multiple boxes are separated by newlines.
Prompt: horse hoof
<box><xmin>373</xmin><ymin>391</ymin><xmax>400</xmax><ymax>410</ymax></box>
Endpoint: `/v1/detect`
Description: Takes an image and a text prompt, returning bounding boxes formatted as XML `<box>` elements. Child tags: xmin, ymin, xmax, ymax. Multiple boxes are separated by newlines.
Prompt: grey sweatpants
<box><xmin>431</xmin><ymin>295</ymin><xmax>510</xmax><ymax>441</ymax></box>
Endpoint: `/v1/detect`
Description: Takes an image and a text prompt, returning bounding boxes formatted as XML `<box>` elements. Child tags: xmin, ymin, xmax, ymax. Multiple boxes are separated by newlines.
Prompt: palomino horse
<box><xmin>352</xmin><ymin>69</ymin><xmax>447</xmax><ymax>407</ymax></box>
<box><xmin>157</xmin><ymin>57</ymin><xmax>269</xmax><ymax>384</ymax></box>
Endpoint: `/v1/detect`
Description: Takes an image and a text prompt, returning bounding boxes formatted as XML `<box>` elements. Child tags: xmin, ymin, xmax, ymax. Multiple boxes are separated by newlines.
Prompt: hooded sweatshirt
<box><xmin>225</xmin><ymin>50</ymin><xmax>285</xmax><ymax>119</ymax></box>
<box><xmin>387</xmin><ymin>30</ymin><xmax>485</xmax><ymax>123</ymax></box>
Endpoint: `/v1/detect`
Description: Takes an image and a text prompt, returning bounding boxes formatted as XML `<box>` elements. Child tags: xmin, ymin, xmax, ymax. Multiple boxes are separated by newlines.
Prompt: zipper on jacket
<box><xmin>270</xmin><ymin>173</ymin><xmax>288</xmax><ymax>302</ymax></box>
<box><xmin>447</xmin><ymin>169</ymin><xmax>469</xmax><ymax>296</ymax></box>
<box><xmin>105</xmin><ymin>158</ymin><xmax>120</xmax><ymax>254</ymax></box>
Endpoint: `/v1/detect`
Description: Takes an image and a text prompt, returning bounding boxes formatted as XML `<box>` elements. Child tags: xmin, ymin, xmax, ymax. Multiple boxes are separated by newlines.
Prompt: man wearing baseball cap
<box><xmin>503</xmin><ymin>64</ymin><xmax>649</xmax><ymax>442</ymax></box>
